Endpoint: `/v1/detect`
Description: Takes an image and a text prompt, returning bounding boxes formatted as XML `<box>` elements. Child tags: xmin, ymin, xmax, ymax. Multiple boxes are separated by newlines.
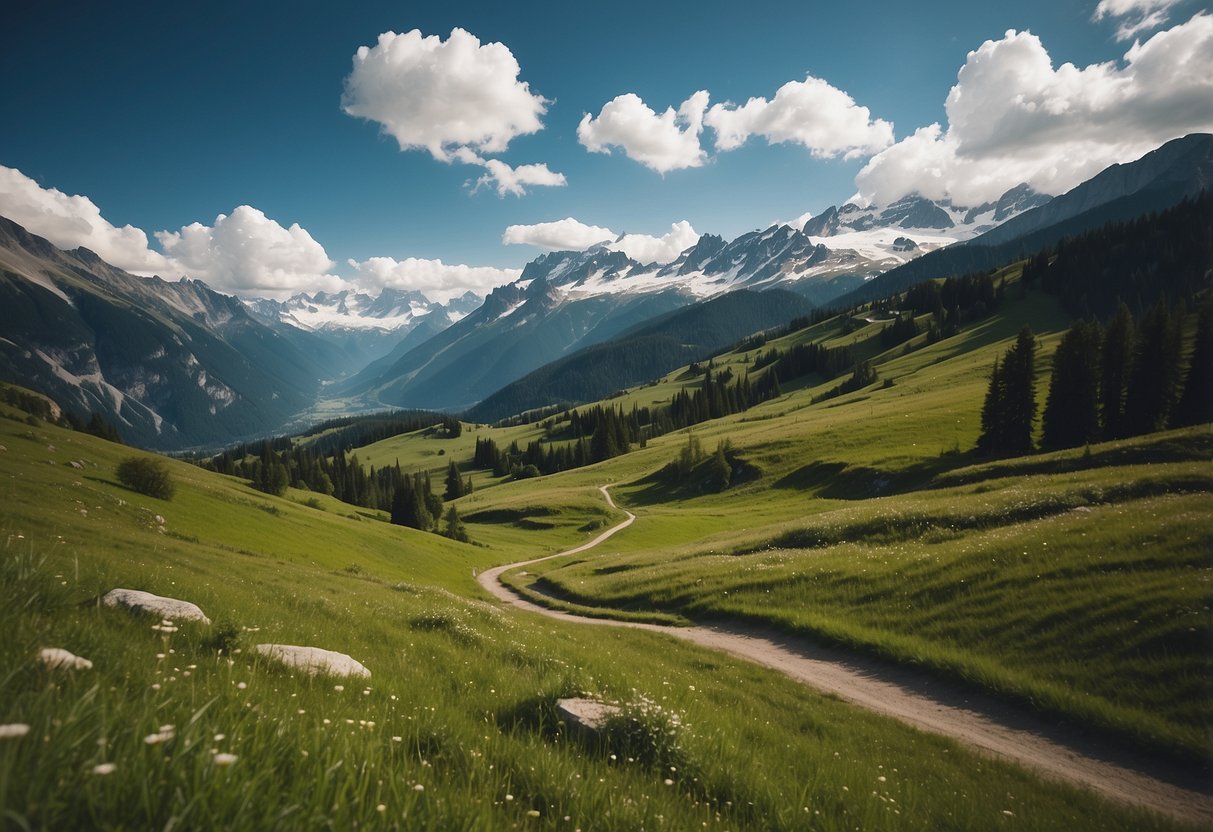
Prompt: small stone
<box><xmin>556</xmin><ymin>697</ymin><xmax>622</xmax><ymax>733</ymax></box>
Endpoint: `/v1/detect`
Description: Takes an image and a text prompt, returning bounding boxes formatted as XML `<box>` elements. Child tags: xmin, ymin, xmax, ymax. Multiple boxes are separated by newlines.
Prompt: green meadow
<box><xmin>1</xmin><ymin>279</ymin><xmax>1209</xmax><ymax>829</ymax></box>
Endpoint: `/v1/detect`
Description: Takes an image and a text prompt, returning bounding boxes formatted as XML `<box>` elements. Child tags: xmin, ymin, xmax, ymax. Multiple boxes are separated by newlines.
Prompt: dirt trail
<box><xmin>477</xmin><ymin>486</ymin><xmax>1213</xmax><ymax>826</ymax></box>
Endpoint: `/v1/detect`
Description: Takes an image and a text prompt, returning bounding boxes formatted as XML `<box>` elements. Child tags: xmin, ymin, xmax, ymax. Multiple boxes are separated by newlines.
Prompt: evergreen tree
<box><xmin>976</xmin><ymin>357</ymin><xmax>1005</xmax><ymax>455</ymax></box>
<box><xmin>708</xmin><ymin>442</ymin><xmax>731</xmax><ymax>492</ymax></box>
<box><xmin>444</xmin><ymin>460</ymin><xmax>465</xmax><ymax>501</ymax></box>
<box><xmin>1171</xmin><ymin>301</ymin><xmax>1213</xmax><ymax>428</ymax></box>
<box><xmin>389</xmin><ymin>482</ymin><xmax>413</xmax><ymax>527</ymax></box>
<box><xmin>1002</xmin><ymin>326</ymin><xmax>1038</xmax><ymax>455</ymax></box>
<box><xmin>1042</xmin><ymin>320</ymin><xmax>1101</xmax><ymax>450</ymax></box>
<box><xmin>1124</xmin><ymin>301</ymin><xmax>1183</xmax><ymax>436</ymax></box>
<box><xmin>442</xmin><ymin>506</ymin><xmax>469</xmax><ymax>542</ymax></box>
<box><xmin>1099</xmin><ymin>304</ymin><xmax>1135</xmax><ymax>439</ymax></box>
<box><xmin>977</xmin><ymin>326</ymin><xmax>1036</xmax><ymax>456</ymax></box>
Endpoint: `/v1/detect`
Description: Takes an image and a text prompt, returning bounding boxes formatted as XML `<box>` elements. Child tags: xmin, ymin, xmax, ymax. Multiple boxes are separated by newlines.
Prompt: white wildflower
<box><xmin>0</xmin><ymin>724</ymin><xmax>31</xmax><ymax>739</ymax></box>
<box><xmin>213</xmin><ymin>753</ymin><xmax>237</xmax><ymax>766</ymax></box>
<box><xmin>92</xmin><ymin>762</ymin><xmax>117</xmax><ymax>775</ymax></box>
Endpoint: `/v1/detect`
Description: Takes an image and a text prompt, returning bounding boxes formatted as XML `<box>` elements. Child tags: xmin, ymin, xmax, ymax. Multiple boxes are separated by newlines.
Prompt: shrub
<box><xmin>115</xmin><ymin>456</ymin><xmax>175</xmax><ymax>500</ymax></box>
<box><xmin>600</xmin><ymin>695</ymin><xmax>691</xmax><ymax>776</ymax></box>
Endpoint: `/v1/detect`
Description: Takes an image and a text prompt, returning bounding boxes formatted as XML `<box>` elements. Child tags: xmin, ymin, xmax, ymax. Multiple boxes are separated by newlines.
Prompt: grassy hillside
<box><xmin>0</xmin><ymin>398</ymin><xmax>1194</xmax><ymax>830</ymax></box>
<box><xmin>385</xmin><ymin>281</ymin><xmax>1211</xmax><ymax>763</ymax></box>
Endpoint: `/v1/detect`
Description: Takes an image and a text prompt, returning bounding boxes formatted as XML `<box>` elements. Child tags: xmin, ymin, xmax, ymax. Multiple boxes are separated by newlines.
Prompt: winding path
<box><xmin>477</xmin><ymin>486</ymin><xmax>1213</xmax><ymax>825</ymax></box>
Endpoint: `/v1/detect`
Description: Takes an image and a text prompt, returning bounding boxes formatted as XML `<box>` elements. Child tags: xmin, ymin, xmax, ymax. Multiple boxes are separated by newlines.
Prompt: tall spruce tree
<box><xmin>1099</xmin><ymin>304</ymin><xmax>1135</xmax><ymax>439</ymax></box>
<box><xmin>1002</xmin><ymin>326</ymin><xmax>1038</xmax><ymax>455</ymax></box>
<box><xmin>1171</xmin><ymin>301</ymin><xmax>1213</xmax><ymax>428</ymax></box>
<box><xmin>1123</xmin><ymin>301</ymin><xmax>1183</xmax><ymax>436</ymax></box>
<box><xmin>976</xmin><ymin>357</ymin><xmax>1005</xmax><ymax>455</ymax></box>
<box><xmin>1042</xmin><ymin>320</ymin><xmax>1101</xmax><ymax>450</ymax></box>
<box><xmin>976</xmin><ymin>326</ymin><xmax>1036</xmax><ymax>456</ymax></box>
<box><xmin>444</xmin><ymin>460</ymin><xmax>465</xmax><ymax>501</ymax></box>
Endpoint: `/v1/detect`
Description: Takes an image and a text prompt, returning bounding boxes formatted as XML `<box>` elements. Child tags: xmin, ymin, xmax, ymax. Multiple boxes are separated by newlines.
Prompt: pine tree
<box><xmin>977</xmin><ymin>326</ymin><xmax>1037</xmax><ymax>456</ymax></box>
<box><xmin>1124</xmin><ymin>301</ymin><xmax>1182</xmax><ymax>436</ymax></box>
<box><xmin>444</xmin><ymin>460</ymin><xmax>465</xmax><ymax>501</ymax></box>
<box><xmin>976</xmin><ymin>357</ymin><xmax>1004</xmax><ymax>455</ymax></box>
<box><xmin>389</xmin><ymin>482</ymin><xmax>412</xmax><ymax>527</ymax></box>
<box><xmin>1171</xmin><ymin>301</ymin><xmax>1213</xmax><ymax>428</ymax></box>
<box><xmin>1002</xmin><ymin>326</ymin><xmax>1038</xmax><ymax>455</ymax></box>
<box><xmin>442</xmin><ymin>506</ymin><xmax>469</xmax><ymax>542</ymax></box>
<box><xmin>1100</xmin><ymin>304</ymin><xmax>1135</xmax><ymax>439</ymax></box>
<box><xmin>1042</xmin><ymin>320</ymin><xmax>1101</xmax><ymax>450</ymax></box>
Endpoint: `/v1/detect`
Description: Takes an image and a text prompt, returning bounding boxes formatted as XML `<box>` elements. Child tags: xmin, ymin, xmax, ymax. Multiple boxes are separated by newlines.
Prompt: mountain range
<box><xmin>0</xmin><ymin>133</ymin><xmax>1207</xmax><ymax>445</ymax></box>
<box><xmin>245</xmin><ymin>287</ymin><xmax>481</xmax><ymax>370</ymax></box>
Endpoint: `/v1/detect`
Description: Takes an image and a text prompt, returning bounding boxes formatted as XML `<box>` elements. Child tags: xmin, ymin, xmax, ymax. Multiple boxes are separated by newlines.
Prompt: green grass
<box><xmin>510</xmin><ymin>435</ymin><xmax>1213</xmax><ymax>759</ymax></box>
<box><xmin>455</xmin><ymin>286</ymin><xmax>1213</xmax><ymax>762</ymax></box>
<box><xmin>0</xmin><ymin>402</ymin><xmax>1195</xmax><ymax>830</ymax></box>
<box><xmin>3</xmin><ymin>278</ymin><xmax>1210</xmax><ymax>828</ymax></box>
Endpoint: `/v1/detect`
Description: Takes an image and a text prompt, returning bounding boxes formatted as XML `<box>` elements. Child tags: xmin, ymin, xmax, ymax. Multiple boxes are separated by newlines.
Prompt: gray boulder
<box><xmin>254</xmin><ymin>644</ymin><xmax>371</xmax><ymax>678</ymax></box>
<box><xmin>102</xmin><ymin>589</ymin><xmax>211</xmax><ymax>624</ymax></box>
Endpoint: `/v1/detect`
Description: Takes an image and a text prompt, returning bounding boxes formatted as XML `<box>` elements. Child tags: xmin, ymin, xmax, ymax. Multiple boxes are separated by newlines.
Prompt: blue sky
<box><xmin>1</xmin><ymin>0</ymin><xmax>1210</xmax><ymax>300</ymax></box>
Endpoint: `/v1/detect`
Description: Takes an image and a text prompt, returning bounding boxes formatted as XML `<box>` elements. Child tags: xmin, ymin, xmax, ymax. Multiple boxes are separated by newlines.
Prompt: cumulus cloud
<box><xmin>156</xmin><ymin>206</ymin><xmax>345</xmax><ymax>299</ymax></box>
<box><xmin>1093</xmin><ymin>0</ymin><xmax>1182</xmax><ymax>41</ymax></box>
<box><xmin>854</xmin><ymin>13</ymin><xmax>1213</xmax><ymax>206</ymax></box>
<box><xmin>503</xmin><ymin>217</ymin><xmax>699</xmax><ymax>264</ymax></box>
<box><xmin>706</xmin><ymin>76</ymin><xmax>894</xmax><ymax>159</ymax></box>
<box><xmin>453</xmin><ymin>149</ymin><xmax>566</xmax><ymax>197</ymax></box>
<box><xmin>502</xmin><ymin>217</ymin><xmax>615</xmax><ymax>250</ymax></box>
<box><xmin>342</xmin><ymin>28</ymin><xmax>564</xmax><ymax>196</ymax></box>
<box><xmin>578</xmin><ymin>91</ymin><xmax>710</xmax><ymax>173</ymax></box>
<box><xmin>348</xmin><ymin>256</ymin><xmax>520</xmax><ymax>302</ymax></box>
<box><xmin>610</xmin><ymin>221</ymin><xmax>700</xmax><ymax>264</ymax></box>
<box><xmin>342</xmin><ymin>28</ymin><xmax>548</xmax><ymax>160</ymax></box>
<box><xmin>0</xmin><ymin>165</ymin><xmax>173</xmax><ymax>275</ymax></box>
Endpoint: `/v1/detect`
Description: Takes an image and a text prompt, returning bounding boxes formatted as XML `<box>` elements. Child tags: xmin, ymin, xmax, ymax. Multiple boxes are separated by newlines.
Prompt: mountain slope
<box><xmin>339</xmin><ymin>265</ymin><xmax>691</xmax><ymax>411</ymax></box>
<box><xmin>245</xmin><ymin>288</ymin><xmax>480</xmax><ymax>373</ymax></box>
<box><xmin>465</xmin><ymin>289</ymin><xmax>814</xmax><ymax>422</ymax></box>
<box><xmin>838</xmin><ymin>133</ymin><xmax>1213</xmax><ymax>305</ymax></box>
<box><xmin>344</xmin><ymin>190</ymin><xmax>1040</xmax><ymax>413</ymax></box>
<box><xmin>0</xmin><ymin>216</ymin><xmax>345</xmax><ymax>449</ymax></box>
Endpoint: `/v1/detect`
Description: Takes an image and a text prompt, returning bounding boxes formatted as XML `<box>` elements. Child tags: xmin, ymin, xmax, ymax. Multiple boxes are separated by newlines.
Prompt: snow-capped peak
<box><xmin>245</xmin><ymin>287</ymin><xmax>482</xmax><ymax>333</ymax></box>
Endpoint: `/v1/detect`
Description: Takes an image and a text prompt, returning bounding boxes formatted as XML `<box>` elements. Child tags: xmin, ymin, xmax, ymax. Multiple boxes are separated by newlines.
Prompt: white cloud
<box><xmin>610</xmin><ymin>221</ymin><xmax>700</xmax><ymax>264</ymax></box>
<box><xmin>348</xmin><ymin>256</ymin><xmax>519</xmax><ymax>303</ymax></box>
<box><xmin>155</xmin><ymin>206</ymin><xmax>345</xmax><ymax>300</ymax></box>
<box><xmin>854</xmin><ymin>13</ymin><xmax>1213</xmax><ymax>206</ymax></box>
<box><xmin>342</xmin><ymin>28</ymin><xmax>548</xmax><ymax>160</ymax></box>
<box><xmin>1093</xmin><ymin>0</ymin><xmax>1182</xmax><ymax>41</ymax></box>
<box><xmin>706</xmin><ymin>76</ymin><xmax>894</xmax><ymax>160</ymax></box>
<box><xmin>502</xmin><ymin>217</ymin><xmax>699</xmax><ymax>265</ymax></box>
<box><xmin>502</xmin><ymin>217</ymin><xmax>616</xmax><ymax>250</ymax></box>
<box><xmin>342</xmin><ymin>28</ymin><xmax>564</xmax><ymax>196</ymax></box>
<box><xmin>0</xmin><ymin>165</ymin><xmax>173</xmax><ymax>275</ymax></box>
<box><xmin>454</xmin><ymin>149</ymin><xmax>566</xmax><ymax>197</ymax></box>
<box><xmin>578</xmin><ymin>91</ymin><xmax>710</xmax><ymax>173</ymax></box>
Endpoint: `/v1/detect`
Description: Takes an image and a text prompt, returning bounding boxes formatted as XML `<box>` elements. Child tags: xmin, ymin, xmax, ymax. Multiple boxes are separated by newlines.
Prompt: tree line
<box><xmin>978</xmin><ymin>298</ymin><xmax>1212</xmax><ymax>456</ymax></box>
<box><xmin>1021</xmin><ymin>193</ymin><xmax>1212</xmax><ymax>320</ymax></box>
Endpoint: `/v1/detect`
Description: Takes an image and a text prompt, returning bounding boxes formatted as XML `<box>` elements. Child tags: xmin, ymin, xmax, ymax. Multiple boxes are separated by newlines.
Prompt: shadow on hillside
<box><xmin>772</xmin><ymin>457</ymin><xmax>966</xmax><ymax>500</ymax></box>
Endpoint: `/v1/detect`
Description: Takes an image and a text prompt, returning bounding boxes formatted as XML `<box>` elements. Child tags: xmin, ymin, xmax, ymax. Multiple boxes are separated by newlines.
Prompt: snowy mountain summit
<box><xmin>248</xmin><ymin>287</ymin><xmax>481</xmax><ymax>333</ymax></box>
<box><xmin>477</xmin><ymin>185</ymin><xmax>1052</xmax><ymax>315</ymax></box>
